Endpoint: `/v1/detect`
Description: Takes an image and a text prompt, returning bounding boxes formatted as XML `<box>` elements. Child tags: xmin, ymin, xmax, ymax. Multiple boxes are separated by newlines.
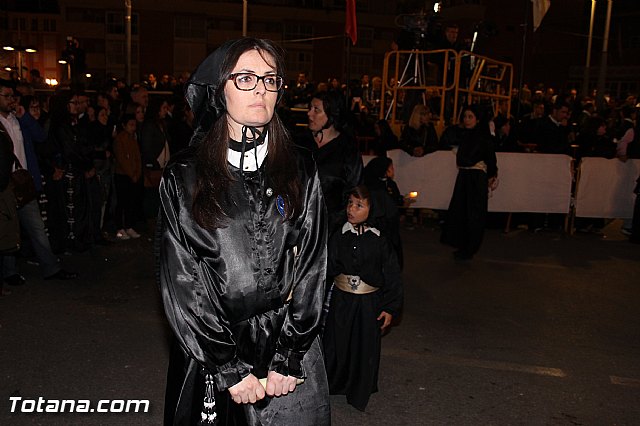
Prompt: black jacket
<box><xmin>297</xmin><ymin>132</ymin><xmax>363</xmax><ymax>232</ymax></box>
<box><xmin>158</xmin><ymin>145</ymin><xmax>327</xmax><ymax>392</ymax></box>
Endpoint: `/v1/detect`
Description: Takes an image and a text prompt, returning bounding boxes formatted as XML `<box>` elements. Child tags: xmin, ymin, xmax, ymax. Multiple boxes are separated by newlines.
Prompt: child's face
<box><xmin>124</xmin><ymin>119</ymin><xmax>137</xmax><ymax>134</ymax></box>
<box><xmin>386</xmin><ymin>163</ymin><xmax>395</xmax><ymax>179</ymax></box>
<box><xmin>346</xmin><ymin>195</ymin><xmax>370</xmax><ymax>225</ymax></box>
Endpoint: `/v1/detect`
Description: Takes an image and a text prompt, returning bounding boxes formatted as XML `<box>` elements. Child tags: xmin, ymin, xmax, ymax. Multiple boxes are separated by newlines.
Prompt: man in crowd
<box><xmin>291</xmin><ymin>71</ymin><xmax>315</xmax><ymax>109</ymax></box>
<box><xmin>0</xmin><ymin>80</ymin><xmax>78</xmax><ymax>286</ymax></box>
<box><xmin>533</xmin><ymin>101</ymin><xmax>573</xmax><ymax>155</ymax></box>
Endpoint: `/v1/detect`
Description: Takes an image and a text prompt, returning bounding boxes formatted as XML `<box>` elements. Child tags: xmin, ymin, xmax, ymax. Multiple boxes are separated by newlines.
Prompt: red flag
<box><xmin>346</xmin><ymin>0</ymin><xmax>357</xmax><ymax>45</ymax></box>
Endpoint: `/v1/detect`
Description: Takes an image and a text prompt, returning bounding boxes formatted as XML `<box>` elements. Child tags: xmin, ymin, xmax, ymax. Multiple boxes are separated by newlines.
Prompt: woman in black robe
<box><xmin>440</xmin><ymin>104</ymin><xmax>498</xmax><ymax>260</ymax></box>
<box><xmin>158</xmin><ymin>38</ymin><xmax>330</xmax><ymax>425</ymax></box>
<box><xmin>296</xmin><ymin>91</ymin><xmax>363</xmax><ymax>235</ymax></box>
<box><xmin>323</xmin><ymin>185</ymin><xmax>403</xmax><ymax>411</ymax></box>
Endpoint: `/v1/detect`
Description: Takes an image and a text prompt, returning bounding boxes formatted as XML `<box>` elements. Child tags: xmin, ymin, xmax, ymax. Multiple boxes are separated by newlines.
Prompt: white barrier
<box><xmin>489</xmin><ymin>153</ymin><xmax>573</xmax><ymax>214</ymax></box>
<box><xmin>365</xmin><ymin>150</ymin><xmax>574</xmax><ymax>213</ymax></box>
<box><xmin>574</xmin><ymin>158</ymin><xmax>640</xmax><ymax>219</ymax></box>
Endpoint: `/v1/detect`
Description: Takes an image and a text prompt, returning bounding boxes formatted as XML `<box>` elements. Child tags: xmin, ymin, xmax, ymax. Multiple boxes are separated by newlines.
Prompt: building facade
<box><xmin>1</xmin><ymin>0</ymin><xmax>638</xmax><ymax>98</ymax></box>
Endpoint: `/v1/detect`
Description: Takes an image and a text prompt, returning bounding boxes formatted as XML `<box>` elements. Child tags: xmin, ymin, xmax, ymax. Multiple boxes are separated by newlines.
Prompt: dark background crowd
<box><xmin>2</xmin><ymin>55</ymin><xmax>639</xmax><ymax>263</ymax></box>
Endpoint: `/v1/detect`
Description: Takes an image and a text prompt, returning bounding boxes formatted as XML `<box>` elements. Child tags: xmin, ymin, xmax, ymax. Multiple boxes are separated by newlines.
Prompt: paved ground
<box><xmin>1</xmin><ymin>218</ymin><xmax>639</xmax><ymax>425</ymax></box>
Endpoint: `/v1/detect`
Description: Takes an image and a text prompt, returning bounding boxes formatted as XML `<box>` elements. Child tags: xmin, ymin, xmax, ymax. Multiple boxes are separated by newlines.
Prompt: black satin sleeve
<box><xmin>270</xmin><ymin>162</ymin><xmax>328</xmax><ymax>378</ymax></box>
<box><xmin>157</xmin><ymin>166</ymin><xmax>252</xmax><ymax>390</ymax></box>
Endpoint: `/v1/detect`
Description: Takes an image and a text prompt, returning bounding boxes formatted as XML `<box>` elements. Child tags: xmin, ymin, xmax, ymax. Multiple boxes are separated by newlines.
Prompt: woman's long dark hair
<box><xmin>192</xmin><ymin>38</ymin><xmax>302</xmax><ymax>229</ymax></box>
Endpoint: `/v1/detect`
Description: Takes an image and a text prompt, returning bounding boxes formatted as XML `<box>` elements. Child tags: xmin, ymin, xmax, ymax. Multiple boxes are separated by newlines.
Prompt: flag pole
<box><xmin>344</xmin><ymin>0</ymin><xmax>357</xmax><ymax>111</ymax></box>
<box><xmin>345</xmin><ymin>36</ymin><xmax>351</xmax><ymax>110</ymax></box>
<box><xmin>582</xmin><ymin>0</ymin><xmax>597</xmax><ymax>98</ymax></box>
<box><xmin>596</xmin><ymin>0</ymin><xmax>613</xmax><ymax>111</ymax></box>
<box><xmin>516</xmin><ymin>0</ymin><xmax>530</xmax><ymax>118</ymax></box>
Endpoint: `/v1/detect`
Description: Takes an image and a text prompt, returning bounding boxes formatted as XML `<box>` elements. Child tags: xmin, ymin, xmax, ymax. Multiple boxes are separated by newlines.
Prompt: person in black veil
<box><xmin>158</xmin><ymin>38</ymin><xmax>330</xmax><ymax>425</ymax></box>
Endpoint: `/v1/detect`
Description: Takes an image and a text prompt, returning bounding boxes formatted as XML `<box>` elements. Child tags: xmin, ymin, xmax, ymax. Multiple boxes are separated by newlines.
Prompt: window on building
<box><xmin>31</xmin><ymin>19</ymin><xmax>38</xmax><ymax>31</ymax></box>
<box><xmin>42</xmin><ymin>19</ymin><xmax>56</xmax><ymax>32</ymax></box>
<box><xmin>284</xmin><ymin>23</ymin><xmax>313</xmax><ymax>43</ymax></box>
<box><xmin>175</xmin><ymin>16</ymin><xmax>206</xmax><ymax>39</ymax></box>
<box><xmin>106</xmin><ymin>40</ymin><xmax>139</xmax><ymax>65</ymax></box>
<box><xmin>350</xmin><ymin>53</ymin><xmax>373</xmax><ymax>78</ymax></box>
<box><xmin>67</xmin><ymin>7</ymin><xmax>105</xmax><ymax>23</ymax></box>
<box><xmin>106</xmin><ymin>12</ymin><xmax>139</xmax><ymax>35</ymax></box>
<box><xmin>174</xmin><ymin>42</ymin><xmax>207</xmax><ymax>74</ymax></box>
<box><xmin>358</xmin><ymin>27</ymin><xmax>373</xmax><ymax>49</ymax></box>
<box><xmin>286</xmin><ymin>51</ymin><xmax>313</xmax><ymax>82</ymax></box>
<box><xmin>12</xmin><ymin>18</ymin><xmax>26</xmax><ymax>31</ymax></box>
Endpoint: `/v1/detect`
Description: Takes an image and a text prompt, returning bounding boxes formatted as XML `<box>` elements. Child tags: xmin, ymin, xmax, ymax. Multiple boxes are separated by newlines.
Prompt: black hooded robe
<box><xmin>159</xmin><ymin>148</ymin><xmax>330</xmax><ymax>425</ymax></box>
<box><xmin>158</xmin><ymin>38</ymin><xmax>330</xmax><ymax>425</ymax></box>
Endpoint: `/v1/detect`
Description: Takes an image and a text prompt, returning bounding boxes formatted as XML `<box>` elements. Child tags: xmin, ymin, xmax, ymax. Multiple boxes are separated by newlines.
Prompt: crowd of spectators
<box><xmin>1</xmin><ymin>61</ymin><xmax>638</xmax><ymax>297</ymax></box>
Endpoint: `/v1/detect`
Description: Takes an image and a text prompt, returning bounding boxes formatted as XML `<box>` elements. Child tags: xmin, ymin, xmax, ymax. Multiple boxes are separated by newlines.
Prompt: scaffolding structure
<box><xmin>380</xmin><ymin>48</ymin><xmax>514</xmax><ymax>136</ymax></box>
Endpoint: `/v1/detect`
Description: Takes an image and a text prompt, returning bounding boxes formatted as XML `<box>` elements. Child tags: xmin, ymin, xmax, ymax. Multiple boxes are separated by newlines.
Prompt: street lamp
<box><xmin>58</xmin><ymin>57</ymin><xmax>71</xmax><ymax>81</ymax></box>
<box><xmin>2</xmin><ymin>43</ymin><xmax>37</xmax><ymax>79</ymax></box>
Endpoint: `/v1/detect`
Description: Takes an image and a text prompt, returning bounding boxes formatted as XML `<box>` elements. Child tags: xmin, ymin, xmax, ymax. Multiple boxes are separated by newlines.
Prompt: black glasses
<box><xmin>228</xmin><ymin>73</ymin><xmax>283</xmax><ymax>92</ymax></box>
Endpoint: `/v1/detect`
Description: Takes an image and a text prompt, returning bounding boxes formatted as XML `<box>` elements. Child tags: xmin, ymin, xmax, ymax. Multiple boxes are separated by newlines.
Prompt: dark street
<box><xmin>1</xmin><ymin>219</ymin><xmax>639</xmax><ymax>425</ymax></box>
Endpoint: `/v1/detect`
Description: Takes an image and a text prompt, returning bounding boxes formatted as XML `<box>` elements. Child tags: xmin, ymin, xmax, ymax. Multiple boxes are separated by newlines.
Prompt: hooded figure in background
<box><xmin>157</xmin><ymin>38</ymin><xmax>330</xmax><ymax>426</ymax></box>
<box><xmin>363</xmin><ymin>156</ymin><xmax>403</xmax><ymax>269</ymax></box>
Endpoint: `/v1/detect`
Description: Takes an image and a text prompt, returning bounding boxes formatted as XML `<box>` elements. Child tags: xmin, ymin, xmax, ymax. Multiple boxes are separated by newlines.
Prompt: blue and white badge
<box><xmin>276</xmin><ymin>195</ymin><xmax>285</xmax><ymax>217</ymax></box>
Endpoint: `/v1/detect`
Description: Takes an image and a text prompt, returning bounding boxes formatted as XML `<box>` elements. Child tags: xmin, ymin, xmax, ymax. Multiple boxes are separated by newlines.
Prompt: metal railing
<box><xmin>380</xmin><ymin>48</ymin><xmax>513</xmax><ymax>136</ymax></box>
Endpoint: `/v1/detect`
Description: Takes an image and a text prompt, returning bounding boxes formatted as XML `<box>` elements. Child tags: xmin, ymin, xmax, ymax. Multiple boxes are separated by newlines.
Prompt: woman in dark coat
<box><xmin>440</xmin><ymin>104</ymin><xmax>498</xmax><ymax>260</ymax></box>
<box><xmin>158</xmin><ymin>38</ymin><xmax>330</xmax><ymax>425</ymax></box>
<box><xmin>297</xmin><ymin>90</ymin><xmax>363</xmax><ymax>234</ymax></box>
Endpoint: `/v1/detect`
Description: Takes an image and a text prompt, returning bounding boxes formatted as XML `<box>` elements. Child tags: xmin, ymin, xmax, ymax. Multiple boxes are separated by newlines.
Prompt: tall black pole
<box><xmin>596</xmin><ymin>0</ymin><xmax>612</xmax><ymax>111</ymax></box>
<box><xmin>125</xmin><ymin>0</ymin><xmax>132</xmax><ymax>85</ymax></box>
<box><xmin>582</xmin><ymin>0</ymin><xmax>596</xmax><ymax>98</ymax></box>
<box><xmin>516</xmin><ymin>0</ymin><xmax>530</xmax><ymax>119</ymax></box>
<box><xmin>345</xmin><ymin>37</ymin><xmax>351</xmax><ymax>110</ymax></box>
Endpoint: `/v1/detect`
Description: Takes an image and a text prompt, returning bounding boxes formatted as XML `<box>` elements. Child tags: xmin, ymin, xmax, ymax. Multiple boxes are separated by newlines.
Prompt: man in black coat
<box><xmin>533</xmin><ymin>101</ymin><xmax>573</xmax><ymax>155</ymax></box>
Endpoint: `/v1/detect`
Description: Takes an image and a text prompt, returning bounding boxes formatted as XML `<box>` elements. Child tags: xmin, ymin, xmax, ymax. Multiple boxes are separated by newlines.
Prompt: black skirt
<box><xmin>440</xmin><ymin>168</ymin><xmax>489</xmax><ymax>256</ymax></box>
<box><xmin>322</xmin><ymin>288</ymin><xmax>381</xmax><ymax>411</ymax></box>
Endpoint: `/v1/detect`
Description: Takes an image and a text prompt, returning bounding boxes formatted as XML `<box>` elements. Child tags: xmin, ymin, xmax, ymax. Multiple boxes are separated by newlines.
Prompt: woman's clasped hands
<box><xmin>228</xmin><ymin>371</ymin><xmax>299</xmax><ymax>404</ymax></box>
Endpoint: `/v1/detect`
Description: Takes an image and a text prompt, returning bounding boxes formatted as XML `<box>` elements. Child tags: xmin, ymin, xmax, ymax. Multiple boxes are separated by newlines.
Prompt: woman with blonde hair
<box><xmin>400</xmin><ymin>103</ymin><xmax>439</xmax><ymax>157</ymax></box>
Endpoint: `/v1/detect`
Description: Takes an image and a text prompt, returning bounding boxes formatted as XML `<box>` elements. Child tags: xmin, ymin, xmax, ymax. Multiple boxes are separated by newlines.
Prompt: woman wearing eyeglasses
<box><xmin>158</xmin><ymin>38</ymin><xmax>330</xmax><ymax>425</ymax></box>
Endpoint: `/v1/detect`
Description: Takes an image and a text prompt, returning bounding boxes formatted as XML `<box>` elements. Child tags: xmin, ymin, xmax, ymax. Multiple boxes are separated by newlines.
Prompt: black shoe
<box><xmin>44</xmin><ymin>269</ymin><xmax>79</xmax><ymax>280</ymax></box>
<box><xmin>5</xmin><ymin>274</ymin><xmax>26</xmax><ymax>286</ymax></box>
<box><xmin>453</xmin><ymin>250</ymin><xmax>473</xmax><ymax>261</ymax></box>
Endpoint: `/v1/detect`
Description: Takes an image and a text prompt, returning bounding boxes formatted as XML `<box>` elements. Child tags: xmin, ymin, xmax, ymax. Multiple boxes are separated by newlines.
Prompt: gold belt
<box><xmin>334</xmin><ymin>274</ymin><xmax>379</xmax><ymax>294</ymax></box>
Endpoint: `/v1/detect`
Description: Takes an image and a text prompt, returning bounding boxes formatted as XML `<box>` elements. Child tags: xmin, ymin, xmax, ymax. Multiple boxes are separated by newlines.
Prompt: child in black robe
<box><xmin>322</xmin><ymin>185</ymin><xmax>403</xmax><ymax>411</ymax></box>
